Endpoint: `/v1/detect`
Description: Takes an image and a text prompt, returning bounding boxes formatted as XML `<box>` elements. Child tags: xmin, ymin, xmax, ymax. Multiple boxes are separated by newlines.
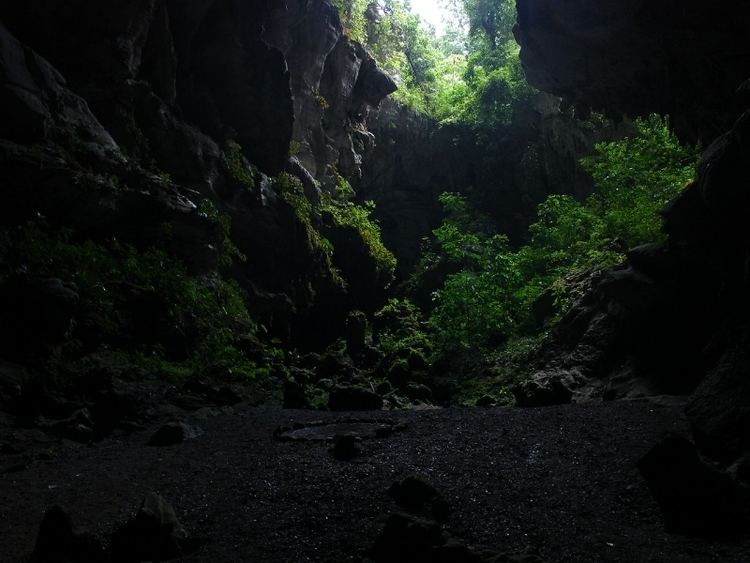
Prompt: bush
<box><xmin>0</xmin><ymin>221</ymin><xmax>276</xmax><ymax>384</ymax></box>
<box><xmin>425</xmin><ymin>115</ymin><xmax>698</xmax><ymax>351</ymax></box>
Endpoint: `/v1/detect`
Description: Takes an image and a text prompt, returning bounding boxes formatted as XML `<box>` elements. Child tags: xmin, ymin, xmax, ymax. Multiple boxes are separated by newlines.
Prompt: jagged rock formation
<box><xmin>515</xmin><ymin>0</ymin><xmax>750</xmax><ymax>467</ymax></box>
<box><xmin>0</xmin><ymin>0</ymin><xmax>396</xmax><ymax>350</ymax></box>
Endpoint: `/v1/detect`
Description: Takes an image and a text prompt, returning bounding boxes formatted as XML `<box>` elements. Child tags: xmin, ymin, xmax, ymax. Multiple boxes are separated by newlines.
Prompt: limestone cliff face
<box><xmin>0</xmin><ymin>0</ymin><xmax>396</xmax><ymax>347</ymax></box>
<box><xmin>263</xmin><ymin>1</ymin><xmax>396</xmax><ymax>182</ymax></box>
<box><xmin>514</xmin><ymin>0</ymin><xmax>750</xmax><ymax>464</ymax></box>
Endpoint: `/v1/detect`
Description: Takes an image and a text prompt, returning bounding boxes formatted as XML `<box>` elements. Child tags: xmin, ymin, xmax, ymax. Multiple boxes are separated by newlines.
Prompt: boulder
<box><xmin>111</xmin><ymin>493</ymin><xmax>189</xmax><ymax>561</ymax></box>
<box><xmin>686</xmin><ymin>328</ymin><xmax>750</xmax><ymax>463</ymax></box>
<box><xmin>638</xmin><ymin>434</ymin><xmax>748</xmax><ymax>535</ymax></box>
<box><xmin>330</xmin><ymin>434</ymin><xmax>360</xmax><ymax>461</ymax></box>
<box><xmin>391</xmin><ymin>474</ymin><xmax>450</xmax><ymax>523</ymax></box>
<box><xmin>513</xmin><ymin>375</ymin><xmax>574</xmax><ymax>407</ymax></box>
<box><xmin>283</xmin><ymin>379</ymin><xmax>310</xmax><ymax>410</ymax></box>
<box><xmin>148</xmin><ymin>421</ymin><xmax>199</xmax><ymax>447</ymax></box>
<box><xmin>29</xmin><ymin>506</ymin><xmax>104</xmax><ymax>563</ymax></box>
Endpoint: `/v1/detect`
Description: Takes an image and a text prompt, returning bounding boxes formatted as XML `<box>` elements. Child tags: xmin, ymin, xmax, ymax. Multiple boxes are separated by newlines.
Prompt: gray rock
<box><xmin>111</xmin><ymin>492</ymin><xmax>188</xmax><ymax>561</ymax></box>
<box><xmin>29</xmin><ymin>506</ymin><xmax>104</xmax><ymax>563</ymax></box>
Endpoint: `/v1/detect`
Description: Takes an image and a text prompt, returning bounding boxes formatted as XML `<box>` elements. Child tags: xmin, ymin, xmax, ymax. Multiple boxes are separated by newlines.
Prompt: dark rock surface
<box><xmin>0</xmin><ymin>0</ymin><xmax>399</xmax><ymax>357</ymax></box>
<box><xmin>111</xmin><ymin>492</ymin><xmax>190</xmax><ymax>561</ymax></box>
<box><xmin>29</xmin><ymin>506</ymin><xmax>104</xmax><ymax>563</ymax></box>
<box><xmin>514</xmin><ymin>0</ymin><xmax>750</xmax><ymax>143</ymax></box>
<box><xmin>513</xmin><ymin>0</ymin><xmax>750</xmax><ymax>476</ymax></box>
<box><xmin>3</xmin><ymin>402</ymin><xmax>748</xmax><ymax>562</ymax></box>
<box><xmin>328</xmin><ymin>384</ymin><xmax>384</xmax><ymax>411</ymax></box>
<box><xmin>391</xmin><ymin>474</ymin><xmax>449</xmax><ymax>523</ymax></box>
<box><xmin>148</xmin><ymin>421</ymin><xmax>199</xmax><ymax>447</ymax></box>
<box><xmin>330</xmin><ymin>433</ymin><xmax>360</xmax><ymax>461</ymax></box>
<box><xmin>638</xmin><ymin>434</ymin><xmax>748</xmax><ymax>536</ymax></box>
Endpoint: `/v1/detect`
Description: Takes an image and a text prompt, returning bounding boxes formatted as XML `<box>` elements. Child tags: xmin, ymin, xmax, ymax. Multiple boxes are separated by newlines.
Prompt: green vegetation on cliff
<box><xmin>422</xmin><ymin>115</ymin><xmax>697</xmax><ymax>352</ymax></box>
<box><xmin>0</xmin><ymin>220</ymin><xmax>279</xmax><ymax>385</ymax></box>
<box><xmin>334</xmin><ymin>0</ymin><xmax>533</xmax><ymax>126</ymax></box>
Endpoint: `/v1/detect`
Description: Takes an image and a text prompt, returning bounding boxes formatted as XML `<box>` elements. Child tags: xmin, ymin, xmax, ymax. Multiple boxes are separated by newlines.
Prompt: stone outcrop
<box><xmin>514</xmin><ymin>0</ymin><xmax>750</xmax><ymax>469</ymax></box>
<box><xmin>0</xmin><ymin>0</ymin><xmax>397</xmax><ymax>351</ymax></box>
<box><xmin>263</xmin><ymin>1</ymin><xmax>396</xmax><ymax>182</ymax></box>
<box><xmin>514</xmin><ymin>0</ymin><xmax>750</xmax><ymax>143</ymax></box>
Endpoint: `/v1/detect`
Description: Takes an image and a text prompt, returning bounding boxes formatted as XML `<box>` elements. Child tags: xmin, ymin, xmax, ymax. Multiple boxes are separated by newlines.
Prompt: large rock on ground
<box><xmin>29</xmin><ymin>506</ymin><xmax>104</xmax><ymax>563</ymax></box>
<box><xmin>638</xmin><ymin>435</ymin><xmax>748</xmax><ymax>535</ymax></box>
<box><xmin>111</xmin><ymin>492</ymin><xmax>189</xmax><ymax>561</ymax></box>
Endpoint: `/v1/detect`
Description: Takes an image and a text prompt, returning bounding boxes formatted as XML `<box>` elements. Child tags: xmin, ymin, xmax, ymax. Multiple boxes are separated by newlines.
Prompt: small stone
<box><xmin>331</xmin><ymin>434</ymin><xmax>360</xmax><ymax>461</ymax></box>
<box><xmin>283</xmin><ymin>379</ymin><xmax>310</xmax><ymax>409</ymax></box>
<box><xmin>375</xmin><ymin>426</ymin><xmax>393</xmax><ymax>439</ymax></box>
<box><xmin>391</xmin><ymin>475</ymin><xmax>440</xmax><ymax>512</ymax></box>
<box><xmin>431</xmin><ymin>496</ymin><xmax>451</xmax><ymax>524</ymax></box>
<box><xmin>475</xmin><ymin>394</ymin><xmax>496</xmax><ymax>407</ymax></box>
<box><xmin>0</xmin><ymin>442</ymin><xmax>21</xmax><ymax>454</ymax></box>
<box><xmin>148</xmin><ymin>422</ymin><xmax>198</xmax><ymax>447</ymax></box>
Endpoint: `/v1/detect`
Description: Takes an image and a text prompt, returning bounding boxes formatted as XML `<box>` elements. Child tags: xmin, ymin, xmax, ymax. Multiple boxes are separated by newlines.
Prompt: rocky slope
<box><xmin>514</xmin><ymin>0</ymin><xmax>750</xmax><ymax>471</ymax></box>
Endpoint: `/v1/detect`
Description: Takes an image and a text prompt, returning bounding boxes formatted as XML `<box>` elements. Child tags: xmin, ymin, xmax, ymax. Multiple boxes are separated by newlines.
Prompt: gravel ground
<box><xmin>2</xmin><ymin>399</ymin><xmax>750</xmax><ymax>562</ymax></box>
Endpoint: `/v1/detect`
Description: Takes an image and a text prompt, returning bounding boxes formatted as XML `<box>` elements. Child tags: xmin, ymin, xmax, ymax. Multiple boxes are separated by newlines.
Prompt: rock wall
<box><xmin>0</xmin><ymin>0</ymin><xmax>396</xmax><ymax>349</ymax></box>
<box><xmin>360</xmin><ymin>94</ymin><xmax>623</xmax><ymax>276</ymax></box>
<box><xmin>514</xmin><ymin>0</ymin><xmax>750</xmax><ymax>466</ymax></box>
<box><xmin>514</xmin><ymin>0</ymin><xmax>750</xmax><ymax>143</ymax></box>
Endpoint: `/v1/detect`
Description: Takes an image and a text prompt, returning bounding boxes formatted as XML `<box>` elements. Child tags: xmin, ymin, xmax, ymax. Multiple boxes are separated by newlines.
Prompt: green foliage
<box><xmin>322</xmin><ymin>177</ymin><xmax>396</xmax><ymax>282</ymax></box>
<box><xmin>0</xmin><ymin>221</ymin><xmax>276</xmax><ymax>384</ymax></box>
<box><xmin>275</xmin><ymin>173</ymin><xmax>343</xmax><ymax>287</ymax></box>
<box><xmin>356</xmin><ymin>0</ymin><xmax>533</xmax><ymax>127</ymax></box>
<box><xmin>276</xmin><ymin>173</ymin><xmax>333</xmax><ymax>258</ymax></box>
<box><xmin>315</xmin><ymin>93</ymin><xmax>331</xmax><ymax>111</ymax></box>
<box><xmin>429</xmin><ymin>193</ymin><xmax>524</xmax><ymax>348</ymax></box>
<box><xmin>374</xmin><ymin>298</ymin><xmax>431</xmax><ymax>356</ymax></box>
<box><xmin>364</xmin><ymin>0</ymin><xmax>445</xmax><ymax>113</ymax></box>
<box><xmin>580</xmin><ymin>114</ymin><xmax>698</xmax><ymax>248</ymax></box>
<box><xmin>197</xmin><ymin>199</ymin><xmax>246</xmax><ymax>267</ymax></box>
<box><xmin>223</xmin><ymin>141</ymin><xmax>256</xmax><ymax>191</ymax></box>
<box><xmin>425</xmin><ymin>115</ymin><xmax>698</xmax><ymax>350</ymax></box>
<box><xmin>276</xmin><ymin>172</ymin><xmax>396</xmax><ymax>286</ymax></box>
<box><xmin>332</xmin><ymin>0</ymin><xmax>369</xmax><ymax>42</ymax></box>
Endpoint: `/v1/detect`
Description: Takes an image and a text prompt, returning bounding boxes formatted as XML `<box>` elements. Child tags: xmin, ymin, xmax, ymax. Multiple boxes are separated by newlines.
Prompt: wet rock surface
<box><xmin>3</xmin><ymin>401</ymin><xmax>750</xmax><ymax>562</ymax></box>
